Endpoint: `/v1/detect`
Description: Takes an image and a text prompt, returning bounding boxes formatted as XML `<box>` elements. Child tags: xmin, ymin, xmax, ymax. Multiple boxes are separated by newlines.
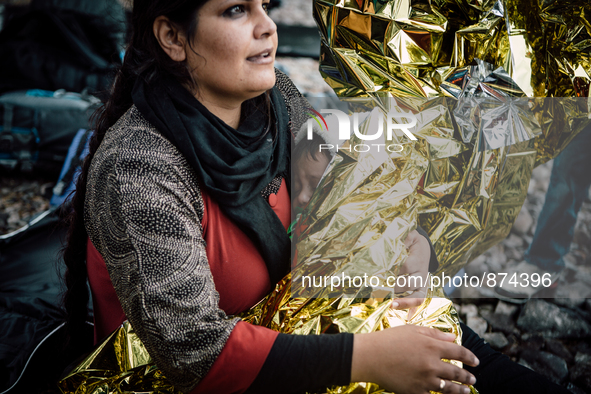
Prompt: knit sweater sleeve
<box><xmin>85</xmin><ymin>107</ymin><xmax>278</xmax><ymax>393</ymax></box>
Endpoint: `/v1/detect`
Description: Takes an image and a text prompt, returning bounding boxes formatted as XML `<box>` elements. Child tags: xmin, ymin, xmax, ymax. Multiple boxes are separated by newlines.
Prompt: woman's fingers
<box><xmin>352</xmin><ymin>325</ymin><xmax>479</xmax><ymax>394</ymax></box>
<box><xmin>437</xmin><ymin>361</ymin><xmax>477</xmax><ymax>386</ymax></box>
<box><xmin>396</xmin><ymin>261</ymin><xmax>428</xmax><ymax>292</ymax></box>
<box><xmin>438</xmin><ymin>340</ymin><xmax>480</xmax><ymax>367</ymax></box>
<box><xmin>397</xmin><ymin>230</ymin><xmax>431</xmax><ymax>295</ymax></box>
<box><xmin>391</xmin><ymin>297</ymin><xmax>424</xmax><ymax>310</ymax></box>
<box><xmin>403</xmin><ymin>230</ymin><xmax>417</xmax><ymax>249</ymax></box>
<box><xmin>430</xmin><ymin>377</ymin><xmax>473</xmax><ymax>394</ymax></box>
<box><xmin>426</xmin><ymin>358</ymin><xmax>477</xmax><ymax>394</ymax></box>
<box><xmin>416</xmin><ymin>327</ymin><xmax>479</xmax><ymax>366</ymax></box>
<box><xmin>415</xmin><ymin>325</ymin><xmax>457</xmax><ymax>341</ymax></box>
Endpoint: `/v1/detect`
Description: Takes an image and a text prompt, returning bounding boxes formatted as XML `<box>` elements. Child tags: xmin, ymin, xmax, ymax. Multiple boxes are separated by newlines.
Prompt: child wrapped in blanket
<box><xmin>288</xmin><ymin>117</ymin><xmax>570</xmax><ymax>394</ymax></box>
<box><xmin>291</xmin><ymin>114</ymin><xmax>437</xmax><ymax>301</ymax></box>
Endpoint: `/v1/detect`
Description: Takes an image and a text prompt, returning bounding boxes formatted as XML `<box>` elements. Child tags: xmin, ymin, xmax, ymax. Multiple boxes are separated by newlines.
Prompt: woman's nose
<box><xmin>254</xmin><ymin>5</ymin><xmax>277</xmax><ymax>38</ymax></box>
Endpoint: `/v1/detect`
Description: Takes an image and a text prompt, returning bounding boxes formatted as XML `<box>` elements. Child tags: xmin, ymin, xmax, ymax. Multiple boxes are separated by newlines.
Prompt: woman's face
<box><xmin>186</xmin><ymin>0</ymin><xmax>277</xmax><ymax>107</ymax></box>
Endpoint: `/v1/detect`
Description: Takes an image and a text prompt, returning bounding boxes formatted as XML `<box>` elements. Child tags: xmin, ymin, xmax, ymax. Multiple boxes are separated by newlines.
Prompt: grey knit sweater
<box><xmin>84</xmin><ymin>71</ymin><xmax>308</xmax><ymax>392</ymax></box>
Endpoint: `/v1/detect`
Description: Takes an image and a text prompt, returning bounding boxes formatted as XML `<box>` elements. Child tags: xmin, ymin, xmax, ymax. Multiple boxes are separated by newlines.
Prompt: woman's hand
<box><xmin>351</xmin><ymin>325</ymin><xmax>479</xmax><ymax>394</ymax></box>
<box><xmin>390</xmin><ymin>230</ymin><xmax>432</xmax><ymax>313</ymax></box>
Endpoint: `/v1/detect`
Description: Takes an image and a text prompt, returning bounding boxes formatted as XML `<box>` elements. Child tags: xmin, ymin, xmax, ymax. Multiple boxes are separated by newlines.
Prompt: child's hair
<box><xmin>293</xmin><ymin>132</ymin><xmax>333</xmax><ymax>164</ymax></box>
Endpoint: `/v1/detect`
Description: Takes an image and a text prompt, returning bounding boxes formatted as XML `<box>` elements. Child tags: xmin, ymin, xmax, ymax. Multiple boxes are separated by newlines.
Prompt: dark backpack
<box><xmin>0</xmin><ymin>90</ymin><xmax>99</xmax><ymax>175</ymax></box>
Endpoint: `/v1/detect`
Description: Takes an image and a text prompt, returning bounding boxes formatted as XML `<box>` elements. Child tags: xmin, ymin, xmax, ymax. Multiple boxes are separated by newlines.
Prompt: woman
<box><xmin>62</xmin><ymin>1</ymin><xmax>482</xmax><ymax>393</ymax></box>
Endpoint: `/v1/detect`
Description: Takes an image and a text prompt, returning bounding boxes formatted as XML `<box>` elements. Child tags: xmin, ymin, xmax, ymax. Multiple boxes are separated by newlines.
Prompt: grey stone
<box><xmin>573</xmin><ymin>223</ymin><xmax>591</xmax><ymax>249</ymax></box>
<box><xmin>495</xmin><ymin>301</ymin><xmax>519</xmax><ymax>317</ymax></box>
<box><xmin>516</xmin><ymin>299</ymin><xmax>591</xmax><ymax>339</ymax></box>
<box><xmin>486</xmin><ymin>257</ymin><xmax>504</xmax><ymax>275</ymax></box>
<box><xmin>563</xmin><ymin>254</ymin><xmax>584</xmax><ymax>271</ymax></box>
<box><xmin>465</xmin><ymin>255</ymin><xmax>487</xmax><ymax>277</ymax></box>
<box><xmin>503</xmin><ymin>234</ymin><xmax>524</xmax><ymax>249</ymax></box>
<box><xmin>486</xmin><ymin>244</ymin><xmax>505</xmax><ymax>273</ymax></box>
<box><xmin>544</xmin><ymin>339</ymin><xmax>573</xmax><ymax>364</ymax></box>
<box><xmin>474</xmin><ymin>286</ymin><xmax>498</xmax><ymax>298</ymax></box>
<box><xmin>532</xmin><ymin>161</ymin><xmax>552</xmax><ymax>187</ymax></box>
<box><xmin>570</xmin><ymin>352</ymin><xmax>591</xmax><ymax>392</ymax></box>
<box><xmin>553</xmin><ymin>280</ymin><xmax>591</xmax><ymax>309</ymax></box>
<box><xmin>482</xmin><ymin>332</ymin><xmax>509</xmax><ymax>349</ymax></box>
<box><xmin>479</xmin><ymin>304</ymin><xmax>495</xmax><ymax>315</ymax></box>
<box><xmin>461</xmin><ymin>304</ymin><xmax>478</xmax><ymax>319</ymax></box>
<box><xmin>553</xmin><ymin>297</ymin><xmax>587</xmax><ymax>310</ymax></box>
<box><xmin>467</xmin><ymin>316</ymin><xmax>487</xmax><ymax>337</ymax></box>
<box><xmin>0</xmin><ymin>212</ymin><xmax>8</xmax><ymax>227</ymax></box>
<box><xmin>520</xmin><ymin>349</ymin><xmax>568</xmax><ymax>384</ymax></box>
<box><xmin>457</xmin><ymin>285</ymin><xmax>484</xmax><ymax>302</ymax></box>
<box><xmin>517</xmin><ymin>358</ymin><xmax>535</xmax><ymax>371</ymax></box>
<box><xmin>7</xmin><ymin>210</ymin><xmax>21</xmax><ymax>227</ymax></box>
<box><xmin>568</xmin><ymin>264</ymin><xmax>591</xmax><ymax>287</ymax></box>
<box><xmin>523</xmin><ymin>235</ymin><xmax>533</xmax><ymax>245</ymax></box>
<box><xmin>520</xmin><ymin>334</ymin><xmax>544</xmax><ymax>351</ymax></box>
<box><xmin>501</xmin><ymin>334</ymin><xmax>521</xmax><ymax>358</ymax></box>
<box><xmin>505</xmin><ymin>247</ymin><xmax>524</xmax><ymax>262</ymax></box>
<box><xmin>481</xmin><ymin>310</ymin><xmax>516</xmax><ymax>336</ymax></box>
<box><xmin>513</xmin><ymin>208</ymin><xmax>533</xmax><ymax>235</ymax></box>
<box><xmin>527</xmin><ymin>179</ymin><xmax>537</xmax><ymax>195</ymax></box>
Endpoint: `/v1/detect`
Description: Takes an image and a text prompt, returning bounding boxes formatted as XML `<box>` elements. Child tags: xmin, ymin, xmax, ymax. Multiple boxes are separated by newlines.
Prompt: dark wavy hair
<box><xmin>61</xmin><ymin>0</ymin><xmax>209</xmax><ymax>351</ymax></box>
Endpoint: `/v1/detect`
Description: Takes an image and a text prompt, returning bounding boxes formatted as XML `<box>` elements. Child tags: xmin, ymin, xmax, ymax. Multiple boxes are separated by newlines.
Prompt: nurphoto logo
<box><xmin>306</xmin><ymin>108</ymin><xmax>418</xmax><ymax>153</ymax></box>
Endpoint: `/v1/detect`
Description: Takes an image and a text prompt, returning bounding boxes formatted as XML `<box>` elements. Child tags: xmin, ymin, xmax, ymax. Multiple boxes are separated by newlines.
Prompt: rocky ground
<box><xmin>451</xmin><ymin>162</ymin><xmax>591</xmax><ymax>393</ymax></box>
<box><xmin>0</xmin><ymin>175</ymin><xmax>53</xmax><ymax>235</ymax></box>
<box><xmin>2</xmin><ymin>1</ymin><xmax>590</xmax><ymax>392</ymax></box>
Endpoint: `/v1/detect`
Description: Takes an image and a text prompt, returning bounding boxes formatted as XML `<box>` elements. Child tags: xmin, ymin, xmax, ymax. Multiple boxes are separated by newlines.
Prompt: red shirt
<box><xmin>86</xmin><ymin>179</ymin><xmax>291</xmax><ymax>394</ymax></box>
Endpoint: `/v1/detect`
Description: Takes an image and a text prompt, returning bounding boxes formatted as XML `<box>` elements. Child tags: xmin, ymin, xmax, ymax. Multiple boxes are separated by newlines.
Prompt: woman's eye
<box><xmin>223</xmin><ymin>5</ymin><xmax>246</xmax><ymax>17</ymax></box>
<box><xmin>262</xmin><ymin>2</ymin><xmax>270</xmax><ymax>13</ymax></box>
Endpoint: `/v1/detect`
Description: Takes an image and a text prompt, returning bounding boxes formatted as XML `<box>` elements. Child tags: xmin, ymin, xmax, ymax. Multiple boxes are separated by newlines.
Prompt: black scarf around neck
<box><xmin>132</xmin><ymin>75</ymin><xmax>291</xmax><ymax>285</ymax></box>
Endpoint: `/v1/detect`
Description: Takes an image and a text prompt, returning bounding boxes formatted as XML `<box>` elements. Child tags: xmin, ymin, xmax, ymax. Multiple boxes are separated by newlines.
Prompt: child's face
<box><xmin>293</xmin><ymin>152</ymin><xmax>331</xmax><ymax>211</ymax></box>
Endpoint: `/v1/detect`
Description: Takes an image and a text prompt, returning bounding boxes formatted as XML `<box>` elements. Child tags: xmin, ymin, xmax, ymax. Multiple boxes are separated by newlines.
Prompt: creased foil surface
<box><xmin>314</xmin><ymin>0</ymin><xmax>590</xmax><ymax>163</ymax></box>
<box><xmin>58</xmin><ymin>321</ymin><xmax>181</xmax><ymax>394</ymax></box>
<box><xmin>313</xmin><ymin>0</ymin><xmax>591</xmax><ymax>274</ymax></box>
<box><xmin>315</xmin><ymin>0</ymin><xmax>590</xmax><ymax>98</ymax></box>
<box><xmin>241</xmin><ymin>275</ymin><xmax>478</xmax><ymax>394</ymax></box>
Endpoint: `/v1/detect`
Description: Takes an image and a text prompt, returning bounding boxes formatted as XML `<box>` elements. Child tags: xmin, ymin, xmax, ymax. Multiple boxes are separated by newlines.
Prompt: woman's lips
<box><xmin>247</xmin><ymin>49</ymin><xmax>274</xmax><ymax>64</ymax></box>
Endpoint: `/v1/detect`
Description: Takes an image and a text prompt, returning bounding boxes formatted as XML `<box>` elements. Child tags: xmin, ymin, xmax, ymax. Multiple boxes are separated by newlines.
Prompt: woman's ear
<box><xmin>153</xmin><ymin>16</ymin><xmax>187</xmax><ymax>62</ymax></box>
